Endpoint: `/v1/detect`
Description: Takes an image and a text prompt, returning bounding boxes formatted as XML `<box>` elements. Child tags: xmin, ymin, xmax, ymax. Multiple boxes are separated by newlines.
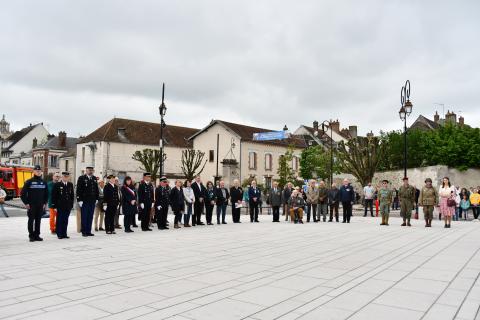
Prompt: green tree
<box><xmin>378</xmin><ymin>129</ymin><xmax>425</xmax><ymax>171</ymax></box>
<box><xmin>299</xmin><ymin>145</ymin><xmax>337</xmax><ymax>181</ymax></box>
<box><xmin>336</xmin><ymin>136</ymin><xmax>385</xmax><ymax>186</ymax></box>
<box><xmin>277</xmin><ymin>145</ymin><xmax>295</xmax><ymax>188</ymax></box>
<box><xmin>181</xmin><ymin>149</ymin><xmax>207</xmax><ymax>181</ymax></box>
<box><xmin>132</xmin><ymin>148</ymin><xmax>167</xmax><ymax>183</ymax></box>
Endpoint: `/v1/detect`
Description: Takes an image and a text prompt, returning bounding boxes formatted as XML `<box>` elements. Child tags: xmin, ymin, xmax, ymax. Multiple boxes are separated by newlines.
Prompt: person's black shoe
<box><xmin>342</xmin><ymin>221</ymin><xmax>346</xmax><ymax>223</ymax></box>
<box><xmin>99</xmin><ymin>228</ymin><xmax>105</xmax><ymax>231</ymax></box>
<box><xmin>299</xmin><ymin>220</ymin><xmax>304</xmax><ymax>224</ymax></box>
<box><xmin>111</xmin><ymin>231</ymin><xmax>116</xmax><ymax>234</ymax></box>
<box><xmin>255</xmin><ymin>220</ymin><xmax>259</xmax><ymax>223</ymax></box>
<box><xmin>125</xmin><ymin>229</ymin><xmax>133</xmax><ymax>233</ymax></box>
<box><xmin>57</xmin><ymin>236</ymin><xmax>64</xmax><ymax>239</ymax></box>
<box><xmin>198</xmin><ymin>222</ymin><xmax>205</xmax><ymax>225</ymax></box>
<box><xmin>147</xmin><ymin>228</ymin><xmax>153</xmax><ymax>231</ymax></box>
<box><xmin>207</xmin><ymin>222</ymin><xmax>214</xmax><ymax>225</ymax></box>
<box><xmin>34</xmin><ymin>236</ymin><xmax>43</xmax><ymax>241</ymax></box>
<box><xmin>82</xmin><ymin>233</ymin><xmax>88</xmax><ymax>237</ymax></box>
<box><xmin>87</xmin><ymin>233</ymin><xmax>95</xmax><ymax>236</ymax></box>
<box><xmin>132</xmin><ymin>225</ymin><xmax>138</xmax><ymax>228</ymax></box>
<box><xmin>363</xmin><ymin>214</ymin><xmax>367</xmax><ymax>217</ymax></box>
<box><xmin>29</xmin><ymin>238</ymin><xmax>35</xmax><ymax>242</ymax></box>
<box><xmin>371</xmin><ymin>215</ymin><xmax>374</xmax><ymax>217</ymax></box>
<box><xmin>222</xmin><ymin>221</ymin><xmax>227</xmax><ymax>224</ymax></box>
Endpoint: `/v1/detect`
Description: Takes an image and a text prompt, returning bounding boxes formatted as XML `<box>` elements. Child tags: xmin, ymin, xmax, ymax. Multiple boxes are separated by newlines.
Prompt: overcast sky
<box><xmin>1</xmin><ymin>0</ymin><xmax>478</xmax><ymax>138</ymax></box>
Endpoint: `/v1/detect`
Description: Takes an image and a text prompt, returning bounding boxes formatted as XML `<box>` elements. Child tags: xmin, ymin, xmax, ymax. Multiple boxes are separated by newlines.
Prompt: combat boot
<box><xmin>407</xmin><ymin>219</ymin><xmax>411</xmax><ymax>227</ymax></box>
<box><xmin>380</xmin><ymin>216</ymin><xmax>385</xmax><ymax>225</ymax></box>
<box><xmin>401</xmin><ymin>219</ymin><xmax>406</xmax><ymax>227</ymax></box>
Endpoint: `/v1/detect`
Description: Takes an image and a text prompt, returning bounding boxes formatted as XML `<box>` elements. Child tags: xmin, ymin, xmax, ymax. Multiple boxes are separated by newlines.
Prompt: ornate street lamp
<box><xmin>398</xmin><ymin>80</ymin><xmax>413</xmax><ymax>179</ymax></box>
<box><xmin>159</xmin><ymin>83</ymin><xmax>167</xmax><ymax>177</ymax></box>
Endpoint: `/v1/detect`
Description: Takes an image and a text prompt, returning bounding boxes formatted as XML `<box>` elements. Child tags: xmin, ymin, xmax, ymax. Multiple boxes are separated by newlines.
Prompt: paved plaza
<box><xmin>1</xmin><ymin>214</ymin><xmax>480</xmax><ymax>320</ymax></box>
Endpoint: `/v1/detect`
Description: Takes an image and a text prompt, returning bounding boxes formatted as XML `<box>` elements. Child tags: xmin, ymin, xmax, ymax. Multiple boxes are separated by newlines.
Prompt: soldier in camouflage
<box><xmin>418</xmin><ymin>178</ymin><xmax>439</xmax><ymax>227</ymax></box>
<box><xmin>398</xmin><ymin>177</ymin><xmax>416</xmax><ymax>227</ymax></box>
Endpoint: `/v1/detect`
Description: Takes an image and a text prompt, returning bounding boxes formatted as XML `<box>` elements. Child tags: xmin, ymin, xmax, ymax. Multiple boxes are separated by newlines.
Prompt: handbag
<box><xmin>447</xmin><ymin>198</ymin><xmax>456</xmax><ymax>207</ymax></box>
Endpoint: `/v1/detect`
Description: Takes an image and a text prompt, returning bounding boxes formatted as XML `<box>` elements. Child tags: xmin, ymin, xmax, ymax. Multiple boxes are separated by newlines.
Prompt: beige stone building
<box><xmin>75</xmin><ymin>118</ymin><xmax>198</xmax><ymax>182</ymax></box>
<box><xmin>190</xmin><ymin>120</ymin><xmax>307</xmax><ymax>188</ymax></box>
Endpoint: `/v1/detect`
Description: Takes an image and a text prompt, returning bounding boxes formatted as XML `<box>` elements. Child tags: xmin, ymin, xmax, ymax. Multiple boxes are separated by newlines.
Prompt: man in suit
<box><xmin>21</xmin><ymin>165</ymin><xmax>48</xmax><ymax>242</ymax></box>
<box><xmin>229</xmin><ymin>179</ymin><xmax>243</xmax><ymax>223</ymax></box>
<box><xmin>51</xmin><ymin>172</ymin><xmax>74</xmax><ymax>239</ymax></box>
<box><xmin>282</xmin><ymin>182</ymin><xmax>293</xmax><ymax>221</ymax></box>
<box><xmin>248</xmin><ymin>180</ymin><xmax>261</xmax><ymax>223</ymax></box>
<box><xmin>191</xmin><ymin>175</ymin><xmax>206</xmax><ymax>226</ymax></box>
<box><xmin>103</xmin><ymin>175</ymin><xmax>120</xmax><ymax>234</ymax></box>
<box><xmin>268</xmin><ymin>181</ymin><xmax>282</xmax><ymax>222</ymax></box>
<box><xmin>138</xmin><ymin>172</ymin><xmax>154</xmax><ymax>231</ymax></box>
<box><xmin>76</xmin><ymin>166</ymin><xmax>99</xmax><ymax>237</ymax></box>
<box><xmin>215</xmin><ymin>180</ymin><xmax>230</xmax><ymax>224</ymax></box>
<box><xmin>155</xmin><ymin>176</ymin><xmax>170</xmax><ymax>230</ymax></box>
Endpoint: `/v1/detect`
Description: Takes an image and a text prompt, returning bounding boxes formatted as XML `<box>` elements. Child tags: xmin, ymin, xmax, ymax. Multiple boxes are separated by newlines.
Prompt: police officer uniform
<box><xmin>138</xmin><ymin>173</ymin><xmax>154</xmax><ymax>231</ymax></box>
<box><xmin>51</xmin><ymin>172</ymin><xmax>74</xmax><ymax>239</ymax></box>
<box><xmin>398</xmin><ymin>177</ymin><xmax>416</xmax><ymax>227</ymax></box>
<box><xmin>20</xmin><ymin>165</ymin><xmax>48</xmax><ymax>241</ymax></box>
<box><xmin>76</xmin><ymin>167</ymin><xmax>99</xmax><ymax>236</ymax></box>
<box><xmin>155</xmin><ymin>177</ymin><xmax>170</xmax><ymax>230</ymax></box>
<box><xmin>103</xmin><ymin>175</ymin><xmax>119</xmax><ymax>234</ymax></box>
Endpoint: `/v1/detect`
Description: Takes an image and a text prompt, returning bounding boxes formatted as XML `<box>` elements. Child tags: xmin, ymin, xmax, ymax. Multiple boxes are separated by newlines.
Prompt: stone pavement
<box><xmin>1</xmin><ymin>215</ymin><xmax>480</xmax><ymax>320</ymax></box>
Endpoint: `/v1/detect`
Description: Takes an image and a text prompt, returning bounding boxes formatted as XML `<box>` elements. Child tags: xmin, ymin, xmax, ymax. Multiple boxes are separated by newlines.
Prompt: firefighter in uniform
<box><xmin>418</xmin><ymin>178</ymin><xmax>438</xmax><ymax>228</ymax></box>
<box><xmin>138</xmin><ymin>172</ymin><xmax>154</xmax><ymax>231</ymax></box>
<box><xmin>378</xmin><ymin>180</ymin><xmax>393</xmax><ymax>226</ymax></box>
<box><xmin>103</xmin><ymin>174</ymin><xmax>119</xmax><ymax>234</ymax></box>
<box><xmin>21</xmin><ymin>165</ymin><xmax>48</xmax><ymax>242</ymax></box>
<box><xmin>51</xmin><ymin>172</ymin><xmax>74</xmax><ymax>239</ymax></box>
<box><xmin>76</xmin><ymin>166</ymin><xmax>99</xmax><ymax>237</ymax></box>
<box><xmin>398</xmin><ymin>177</ymin><xmax>416</xmax><ymax>227</ymax></box>
<box><xmin>155</xmin><ymin>176</ymin><xmax>170</xmax><ymax>230</ymax></box>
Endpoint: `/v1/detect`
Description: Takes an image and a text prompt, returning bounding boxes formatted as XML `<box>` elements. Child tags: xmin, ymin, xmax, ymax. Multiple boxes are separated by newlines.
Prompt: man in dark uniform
<box><xmin>229</xmin><ymin>179</ymin><xmax>243</xmax><ymax>223</ymax></box>
<box><xmin>138</xmin><ymin>172</ymin><xmax>154</xmax><ymax>231</ymax></box>
<box><xmin>191</xmin><ymin>175</ymin><xmax>206</xmax><ymax>226</ymax></box>
<box><xmin>21</xmin><ymin>165</ymin><xmax>48</xmax><ymax>242</ymax></box>
<box><xmin>155</xmin><ymin>176</ymin><xmax>170</xmax><ymax>230</ymax></box>
<box><xmin>339</xmin><ymin>178</ymin><xmax>355</xmax><ymax>223</ymax></box>
<box><xmin>103</xmin><ymin>174</ymin><xmax>119</xmax><ymax>234</ymax></box>
<box><xmin>76</xmin><ymin>166</ymin><xmax>99</xmax><ymax>237</ymax></box>
<box><xmin>51</xmin><ymin>172</ymin><xmax>74</xmax><ymax>239</ymax></box>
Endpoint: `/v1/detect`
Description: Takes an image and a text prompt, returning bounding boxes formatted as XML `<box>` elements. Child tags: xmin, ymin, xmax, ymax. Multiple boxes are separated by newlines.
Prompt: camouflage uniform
<box><xmin>398</xmin><ymin>184</ymin><xmax>416</xmax><ymax>226</ymax></box>
<box><xmin>419</xmin><ymin>186</ymin><xmax>438</xmax><ymax>227</ymax></box>
<box><xmin>378</xmin><ymin>187</ymin><xmax>393</xmax><ymax>225</ymax></box>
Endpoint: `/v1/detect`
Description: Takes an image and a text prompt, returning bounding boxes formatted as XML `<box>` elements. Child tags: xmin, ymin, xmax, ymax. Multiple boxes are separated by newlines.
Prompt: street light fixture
<box><xmin>398</xmin><ymin>80</ymin><xmax>413</xmax><ymax>179</ymax></box>
<box><xmin>159</xmin><ymin>83</ymin><xmax>167</xmax><ymax>178</ymax></box>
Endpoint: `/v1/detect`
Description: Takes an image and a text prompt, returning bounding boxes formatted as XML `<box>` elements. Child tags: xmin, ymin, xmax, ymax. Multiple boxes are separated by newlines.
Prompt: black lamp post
<box><xmin>159</xmin><ymin>83</ymin><xmax>167</xmax><ymax>178</ymax></box>
<box><xmin>315</xmin><ymin>120</ymin><xmax>334</xmax><ymax>186</ymax></box>
<box><xmin>399</xmin><ymin>80</ymin><xmax>413</xmax><ymax>179</ymax></box>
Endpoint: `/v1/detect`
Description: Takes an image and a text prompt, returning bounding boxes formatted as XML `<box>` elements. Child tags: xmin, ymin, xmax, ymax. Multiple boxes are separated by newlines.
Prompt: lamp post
<box><xmin>315</xmin><ymin>120</ymin><xmax>334</xmax><ymax>186</ymax></box>
<box><xmin>399</xmin><ymin>80</ymin><xmax>413</xmax><ymax>179</ymax></box>
<box><xmin>159</xmin><ymin>83</ymin><xmax>167</xmax><ymax>178</ymax></box>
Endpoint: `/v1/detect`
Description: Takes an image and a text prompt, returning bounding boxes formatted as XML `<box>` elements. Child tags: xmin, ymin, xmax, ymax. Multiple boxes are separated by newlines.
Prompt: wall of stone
<box><xmin>335</xmin><ymin>165</ymin><xmax>480</xmax><ymax>193</ymax></box>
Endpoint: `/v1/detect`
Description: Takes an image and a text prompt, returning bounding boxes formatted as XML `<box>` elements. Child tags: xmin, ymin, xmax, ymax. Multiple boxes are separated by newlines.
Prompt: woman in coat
<box><xmin>170</xmin><ymin>180</ymin><xmax>185</xmax><ymax>229</ymax></box>
<box><xmin>204</xmin><ymin>181</ymin><xmax>216</xmax><ymax>225</ymax></box>
<box><xmin>183</xmin><ymin>180</ymin><xmax>195</xmax><ymax>227</ymax></box>
<box><xmin>121</xmin><ymin>176</ymin><xmax>136</xmax><ymax>233</ymax></box>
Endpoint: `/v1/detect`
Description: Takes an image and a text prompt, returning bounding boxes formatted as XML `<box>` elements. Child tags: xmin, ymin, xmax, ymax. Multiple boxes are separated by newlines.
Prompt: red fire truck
<box><xmin>0</xmin><ymin>164</ymin><xmax>34</xmax><ymax>200</ymax></box>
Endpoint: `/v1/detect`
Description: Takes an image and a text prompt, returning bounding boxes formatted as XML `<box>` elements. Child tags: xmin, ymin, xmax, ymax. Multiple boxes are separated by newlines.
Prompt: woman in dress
<box><xmin>439</xmin><ymin>177</ymin><xmax>455</xmax><ymax>228</ymax></box>
<box><xmin>121</xmin><ymin>176</ymin><xmax>136</xmax><ymax>233</ymax></box>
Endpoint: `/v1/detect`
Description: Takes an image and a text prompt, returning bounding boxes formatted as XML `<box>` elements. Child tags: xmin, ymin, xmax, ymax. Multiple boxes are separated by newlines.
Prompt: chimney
<box><xmin>330</xmin><ymin>119</ymin><xmax>340</xmax><ymax>133</ymax></box>
<box><xmin>459</xmin><ymin>116</ymin><xmax>465</xmax><ymax>126</ymax></box>
<box><xmin>58</xmin><ymin>131</ymin><xmax>67</xmax><ymax>148</ymax></box>
<box><xmin>434</xmin><ymin>111</ymin><xmax>440</xmax><ymax>123</ymax></box>
<box><xmin>32</xmin><ymin>137</ymin><xmax>37</xmax><ymax>148</ymax></box>
<box><xmin>348</xmin><ymin>125</ymin><xmax>358</xmax><ymax>138</ymax></box>
<box><xmin>445</xmin><ymin>110</ymin><xmax>457</xmax><ymax>124</ymax></box>
<box><xmin>313</xmin><ymin>120</ymin><xmax>319</xmax><ymax>132</ymax></box>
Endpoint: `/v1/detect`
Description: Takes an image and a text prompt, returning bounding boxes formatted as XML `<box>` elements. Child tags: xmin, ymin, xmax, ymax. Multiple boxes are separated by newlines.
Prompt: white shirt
<box><xmin>363</xmin><ymin>186</ymin><xmax>375</xmax><ymax>200</ymax></box>
<box><xmin>439</xmin><ymin>186</ymin><xmax>454</xmax><ymax>198</ymax></box>
<box><xmin>0</xmin><ymin>189</ymin><xmax>6</xmax><ymax>199</ymax></box>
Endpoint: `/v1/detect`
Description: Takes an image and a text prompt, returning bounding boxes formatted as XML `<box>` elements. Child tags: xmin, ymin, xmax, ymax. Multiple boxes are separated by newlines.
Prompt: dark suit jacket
<box><xmin>191</xmin><ymin>181</ymin><xmax>206</xmax><ymax>202</ymax></box>
<box><xmin>51</xmin><ymin>181</ymin><xmax>74</xmax><ymax>211</ymax></box>
<box><xmin>103</xmin><ymin>183</ymin><xmax>119</xmax><ymax>207</ymax></box>
<box><xmin>215</xmin><ymin>187</ymin><xmax>230</xmax><ymax>205</ymax></box>
<box><xmin>230</xmin><ymin>186</ymin><xmax>243</xmax><ymax>204</ymax></box>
